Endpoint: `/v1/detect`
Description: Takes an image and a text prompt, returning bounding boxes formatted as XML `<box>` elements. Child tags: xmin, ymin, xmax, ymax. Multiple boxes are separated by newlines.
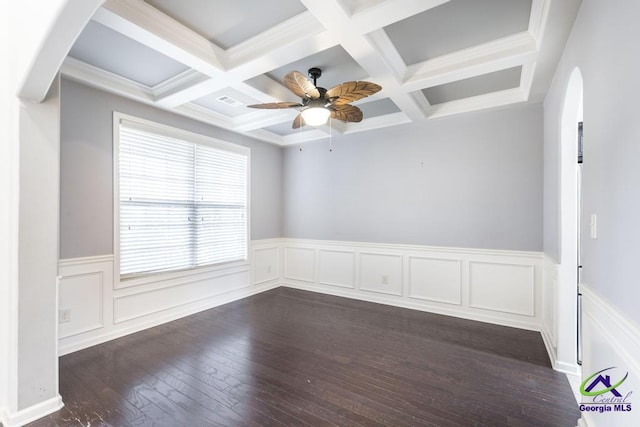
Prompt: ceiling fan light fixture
<box><xmin>301</xmin><ymin>107</ymin><xmax>330</xmax><ymax>126</ymax></box>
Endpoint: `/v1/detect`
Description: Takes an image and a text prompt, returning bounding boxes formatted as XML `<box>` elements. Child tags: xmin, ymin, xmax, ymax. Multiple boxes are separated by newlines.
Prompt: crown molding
<box><xmin>404</xmin><ymin>32</ymin><xmax>537</xmax><ymax>92</ymax></box>
<box><xmin>428</xmin><ymin>87</ymin><xmax>527</xmax><ymax>119</ymax></box>
<box><xmin>61</xmin><ymin>56</ymin><xmax>154</xmax><ymax>102</ymax></box>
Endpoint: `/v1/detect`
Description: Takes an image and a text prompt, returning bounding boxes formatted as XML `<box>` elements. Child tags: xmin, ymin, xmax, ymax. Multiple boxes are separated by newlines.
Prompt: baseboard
<box><xmin>283</xmin><ymin>281</ymin><xmax>540</xmax><ymax>331</ymax></box>
<box><xmin>0</xmin><ymin>394</ymin><xmax>63</xmax><ymax>427</ymax></box>
<box><xmin>542</xmin><ymin>320</ymin><xmax>580</xmax><ymax>375</ymax></box>
<box><xmin>540</xmin><ymin>323</ymin><xmax>558</xmax><ymax>368</ymax></box>
<box><xmin>577</xmin><ymin>417</ymin><xmax>589</xmax><ymax>427</ymax></box>
<box><xmin>58</xmin><ymin>238</ymin><xmax>546</xmax><ymax>354</ymax></box>
<box><xmin>280</xmin><ymin>238</ymin><xmax>543</xmax><ymax>332</ymax></box>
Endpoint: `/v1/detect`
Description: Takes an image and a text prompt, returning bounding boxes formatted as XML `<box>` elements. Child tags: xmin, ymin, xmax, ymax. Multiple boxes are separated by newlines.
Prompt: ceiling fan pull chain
<box><xmin>329</xmin><ymin>117</ymin><xmax>333</xmax><ymax>152</ymax></box>
<box><xmin>299</xmin><ymin>117</ymin><xmax>303</xmax><ymax>151</ymax></box>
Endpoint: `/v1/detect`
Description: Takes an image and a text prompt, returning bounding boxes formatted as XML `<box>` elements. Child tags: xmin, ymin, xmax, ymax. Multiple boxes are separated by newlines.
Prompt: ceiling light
<box><xmin>301</xmin><ymin>107</ymin><xmax>331</xmax><ymax>126</ymax></box>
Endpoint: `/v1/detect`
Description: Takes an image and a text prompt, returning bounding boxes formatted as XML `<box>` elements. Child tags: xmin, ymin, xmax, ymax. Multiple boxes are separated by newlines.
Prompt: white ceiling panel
<box><xmin>61</xmin><ymin>0</ymin><xmax>582</xmax><ymax>145</ymax></box>
<box><xmin>145</xmin><ymin>0</ymin><xmax>307</xmax><ymax>49</ymax></box>
<box><xmin>358</xmin><ymin>98</ymin><xmax>401</xmax><ymax>118</ymax></box>
<box><xmin>69</xmin><ymin>20</ymin><xmax>189</xmax><ymax>87</ymax></box>
<box><xmin>385</xmin><ymin>0</ymin><xmax>532</xmax><ymax>65</ymax></box>
<box><xmin>423</xmin><ymin>66</ymin><xmax>522</xmax><ymax>104</ymax></box>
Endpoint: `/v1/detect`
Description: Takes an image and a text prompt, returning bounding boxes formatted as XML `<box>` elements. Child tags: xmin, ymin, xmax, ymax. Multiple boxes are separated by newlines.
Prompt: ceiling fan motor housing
<box><xmin>308</xmin><ymin>67</ymin><xmax>322</xmax><ymax>81</ymax></box>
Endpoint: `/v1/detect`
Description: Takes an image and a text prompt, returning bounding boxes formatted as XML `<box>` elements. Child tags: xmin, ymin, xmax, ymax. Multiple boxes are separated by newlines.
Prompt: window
<box><xmin>115</xmin><ymin>114</ymin><xmax>249</xmax><ymax>278</ymax></box>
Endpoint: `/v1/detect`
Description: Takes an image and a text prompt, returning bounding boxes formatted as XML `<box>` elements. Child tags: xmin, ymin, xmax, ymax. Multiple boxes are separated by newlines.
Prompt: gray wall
<box><xmin>60</xmin><ymin>78</ymin><xmax>283</xmax><ymax>259</ymax></box>
<box><xmin>283</xmin><ymin>103</ymin><xmax>544</xmax><ymax>251</ymax></box>
<box><xmin>544</xmin><ymin>0</ymin><xmax>640</xmax><ymax>324</ymax></box>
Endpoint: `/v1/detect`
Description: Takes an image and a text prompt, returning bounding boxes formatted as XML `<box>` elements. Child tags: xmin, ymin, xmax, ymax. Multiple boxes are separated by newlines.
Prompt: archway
<box><xmin>556</xmin><ymin>67</ymin><xmax>583</xmax><ymax>375</ymax></box>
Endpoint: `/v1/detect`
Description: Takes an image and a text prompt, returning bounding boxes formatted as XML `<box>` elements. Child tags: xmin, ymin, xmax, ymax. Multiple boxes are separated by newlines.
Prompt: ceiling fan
<box><xmin>247</xmin><ymin>67</ymin><xmax>382</xmax><ymax>128</ymax></box>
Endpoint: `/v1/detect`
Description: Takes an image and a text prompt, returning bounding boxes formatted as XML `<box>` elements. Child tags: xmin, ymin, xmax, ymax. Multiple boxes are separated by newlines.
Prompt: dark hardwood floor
<box><xmin>30</xmin><ymin>287</ymin><xmax>580</xmax><ymax>426</ymax></box>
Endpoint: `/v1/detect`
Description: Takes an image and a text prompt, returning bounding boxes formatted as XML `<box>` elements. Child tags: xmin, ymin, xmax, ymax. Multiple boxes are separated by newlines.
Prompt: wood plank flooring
<box><xmin>29</xmin><ymin>287</ymin><xmax>580</xmax><ymax>426</ymax></box>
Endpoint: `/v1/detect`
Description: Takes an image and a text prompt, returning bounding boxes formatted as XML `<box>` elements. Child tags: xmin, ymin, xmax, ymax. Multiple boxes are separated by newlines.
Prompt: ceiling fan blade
<box><xmin>292</xmin><ymin>113</ymin><xmax>304</xmax><ymax>129</ymax></box>
<box><xmin>330</xmin><ymin>104</ymin><xmax>363</xmax><ymax>123</ymax></box>
<box><xmin>247</xmin><ymin>102</ymin><xmax>302</xmax><ymax>109</ymax></box>
<box><xmin>326</xmin><ymin>81</ymin><xmax>382</xmax><ymax>105</ymax></box>
<box><xmin>284</xmin><ymin>71</ymin><xmax>320</xmax><ymax>100</ymax></box>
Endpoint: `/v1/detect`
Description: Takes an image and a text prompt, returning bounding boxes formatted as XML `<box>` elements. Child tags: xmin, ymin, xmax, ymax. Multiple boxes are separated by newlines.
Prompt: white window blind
<box><xmin>118</xmin><ymin>121</ymin><xmax>248</xmax><ymax>277</ymax></box>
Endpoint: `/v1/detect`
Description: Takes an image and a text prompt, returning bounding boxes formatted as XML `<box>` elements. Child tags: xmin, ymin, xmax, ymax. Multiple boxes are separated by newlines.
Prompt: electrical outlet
<box><xmin>381</xmin><ymin>275</ymin><xmax>389</xmax><ymax>285</ymax></box>
<box><xmin>59</xmin><ymin>309</ymin><xmax>71</xmax><ymax>324</ymax></box>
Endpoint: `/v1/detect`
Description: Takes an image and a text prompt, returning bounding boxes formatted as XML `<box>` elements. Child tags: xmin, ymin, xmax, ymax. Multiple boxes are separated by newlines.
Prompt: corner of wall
<box><xmin>0</xmin><ymin>394</ymin><xmax>63</xmax><ymax>427</ymax></box>
<box><xmin>57</xmin><ymin>239</ymin><xmax>283</xmax><ymax>356</ymax></box>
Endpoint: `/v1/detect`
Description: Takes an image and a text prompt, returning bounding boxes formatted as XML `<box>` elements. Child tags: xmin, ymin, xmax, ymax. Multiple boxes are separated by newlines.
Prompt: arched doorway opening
<box><xmin>556</xmin><ymin>67</ymin><xmax>584</xmax><ymax>375</ymax></box>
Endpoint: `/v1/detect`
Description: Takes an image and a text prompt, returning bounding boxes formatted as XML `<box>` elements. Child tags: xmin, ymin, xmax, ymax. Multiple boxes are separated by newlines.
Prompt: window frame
<box><xmin>113</xmin><ymin>112</ymin><xmax>251</xmax><ymax>289</ymax></box>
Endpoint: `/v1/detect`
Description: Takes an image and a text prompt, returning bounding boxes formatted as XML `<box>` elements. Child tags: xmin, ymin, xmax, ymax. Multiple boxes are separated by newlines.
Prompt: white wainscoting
<box><xmin>540</xmin><ymin>254</ymin><xmax>559</xmax><ymax>370</ymax></box>
<box><xmin>58</xmin><ymin>238</ymin><xmax>552</xmax><ymax>359</ymax></box>
<box><xmin>281</xmin><ymin>239</ymin><xmax>543</xmax><ymax>331</ymax></box>
<box><xmin>57</xmin><ymin>239</ymin><xmax>281</xmax><ymax>355</ymax></box>
<box><xmin>579</xmin><ymin>284</ymin><xmax>640</xmax><ymax>427</ymax></box>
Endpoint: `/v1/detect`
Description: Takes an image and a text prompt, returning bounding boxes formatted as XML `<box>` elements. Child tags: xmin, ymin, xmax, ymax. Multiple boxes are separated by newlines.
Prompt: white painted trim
<box><xmin>112</xmin><ymin>268</ymin><xmax>251</xmax><ymax>324</ymax></box>
<box><xmin>582</xmin><ymin>284</ymin><xmax>640</xmax><ymax>376</ymax></box>
<box><xmin>0</xmin><ymin>395</ymin><xmax>63</xmax><ymax>427</ymax></box>
<box><xmin>428</xmin><ymin>88</ymin><xmax>527</xmax><ymax>119</ymax></box>
<box><xmin>52</xmin><ymin>0</ymin><xmax>558</xmax><ymax>144</ymax></box>
<box><xmin>151</xmin><ymin>69</ymin><xmax>208</xmax><ymax>99</ymax></box>
<box><xmin>283</xmin><ymin>280</ymin><xmax>540</xmax><ymax>331</ymax></box>
<box><xmin>225</xmin><ymin>12</ymin><xmax>325</xmax><ymax>68</ymax></box>
<box><xmin>352</xmin><ymin>0</ymin><xmax>450</xmax><ymax>33</ymax></box>
<box><xmin>281</xmin><ymin>238</ymin><xmax>543</xmax><ymax>331</ymax></box>
<box><xmin>404</xmin><ymin>32</ymin><xmax>537</xmax><ymax>92</ymax></box>
<box><xmin>59</xmin><ymin>281</ymin><xmax>279</xmax><ymax>356</ymax></box>
<box><xmin>579</xmin><ymin>283</ymin><xmax>639</xmax><ymax>426</ymax></box>
<box><xmin>95</xmin><ymin>1</ymin><xmax>225</xmax><ymax>75</ymax></box>
<box><xmin>17</xmin><ymin>0</ymin><xmax>104</xmax><ymax>101</ymax></box>
<box><xmin>528</xmin><ymin>0</ymin><xmax>551</xmax><ymax>48</ymax></box>
<box><xmin>112</xmin><ymin>111</ymin><xmax>251</xmax><ymax>290</ymax></box>
<box><xmin>58</xmin><ymin>254</ymin><xmax>114</xmax><ymax>269</ymax></box>
<box><xmin>61</xmin><ymin>56</ymin><xmax>154</xmax><ymax>102</ymax></box>
<box><xmin>56</xmin><ymin>239</ymin><xmax>553</xmax><ymax>358</ymax></box>
<box><xmin>281</xmin><ymin>238</ymin><xmax>543</xmax><ymax>259</ymax></box>
<box><xmin>57</xmin><ymin>239</ymin><xmax>281</xmax><ymax>356</ymax></box>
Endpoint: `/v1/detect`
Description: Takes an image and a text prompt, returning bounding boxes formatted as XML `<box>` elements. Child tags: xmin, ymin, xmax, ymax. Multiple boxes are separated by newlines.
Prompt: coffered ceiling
<box><xmin>62</xmin><ymin>0</ymin><xmax>581</xmax><ymax>145</ymax></box>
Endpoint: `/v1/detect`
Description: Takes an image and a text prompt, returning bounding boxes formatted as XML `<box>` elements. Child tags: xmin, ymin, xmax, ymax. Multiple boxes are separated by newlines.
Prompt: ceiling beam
<box><xmin>300</xmin><ymin>0</ymin><xmax>430</xmax><ymax>122</ymax></box>
<box><xmin>97</xmin><ymin>0</ymin><xmax>225</xmax><ymax>75</ymax></box>
<box><xmin>403</xmin><ymin>32</ymin><xmax>538</xmax><ymax>92</ymax></box>
<box><xmin>428</xmin><ymin>88</ymin><xmax>526</xmax><ymax>119</ymax></box>
<box><xmin>351</xmin><ymin>0</ymin><xmax>450</xmax><ymax>34</ymax></box>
